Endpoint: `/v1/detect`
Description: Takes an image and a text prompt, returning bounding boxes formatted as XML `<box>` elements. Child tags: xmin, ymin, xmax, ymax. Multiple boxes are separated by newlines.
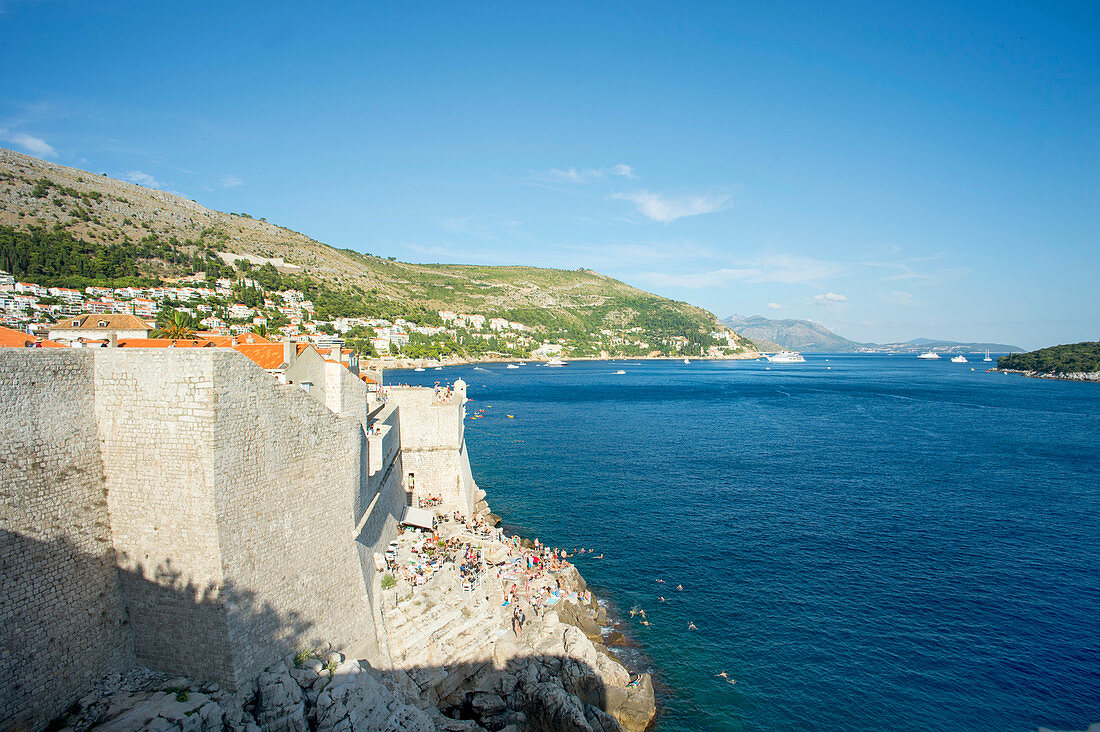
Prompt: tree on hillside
<box><xmin>251</xmin><ymin>322</ymin><xmax>269</xmax><ymax>338</ymax></box>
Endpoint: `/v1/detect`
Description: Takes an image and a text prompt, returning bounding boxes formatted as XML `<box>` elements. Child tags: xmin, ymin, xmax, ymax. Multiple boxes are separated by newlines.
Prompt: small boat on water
<box><xmin>917</xmin><ymin>351</ymin><xmax>941</xmax><ymax>360</ymax></box>
<box><xmin>434</xmin><ymin>367</ymin><xmax>443</xmax><ymax>370</ymax></box>
<box><xmin>951</xmin><ymin>354</ymin><xmax>969</xmax><ymax>363</ymax></box>
<box><xmin>414</xmin><ymin>366</ymin><xmax>425</xmax><ymax>372</ymax></box>
<box><xmin>766</xmin><ymin>351</ymin><xmax>806</xmax><ymax>363</ymax></box>
<box><xmin>983</xmin><ymin>351</ymin><xmax>993</xmax><ymax>362</ymax></box>
<box><xmin>506</xmin><ymin>364</ymin><xmax>520</xmax><ymax>369</ymax></box>
<box><xmin>683</xmin><ymin>357</ymin><xmax>691</xmax><ymax>364</ymax></box>
<box><xmin>547</xmin><ymin>357</ymin><xmax>566</xmax><ymax>367</ymax></box>
<box><xmin>615</xmin><ymin>369</ymin><xmax>626</xmax><ymax>375</ymax></box>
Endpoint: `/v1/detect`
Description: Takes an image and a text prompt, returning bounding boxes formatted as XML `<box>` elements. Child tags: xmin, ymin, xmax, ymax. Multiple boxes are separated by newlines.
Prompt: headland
<box><xmin>994</xmin><ymin>341</ymin><xmax>1100</xmax><ymax>382</ymax></box>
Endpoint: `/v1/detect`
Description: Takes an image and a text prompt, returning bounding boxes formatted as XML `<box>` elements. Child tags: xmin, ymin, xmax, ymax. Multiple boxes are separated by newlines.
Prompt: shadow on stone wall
<box><xmin>2</xmin><ymin>530</ymin><xmax>648</xmax><ymax>732</ymax></box>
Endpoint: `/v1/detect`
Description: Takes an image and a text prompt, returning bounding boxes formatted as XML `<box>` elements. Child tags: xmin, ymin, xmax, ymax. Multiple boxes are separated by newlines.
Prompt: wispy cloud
<box><xmin>766</xmin><ymin>302</ymin><xmax>786</xmax><ymax>310</ymax></box>
<box><xmin>123</xmin><ymin>170</ymin><xmax>163</xmax><ymax>189</ymax></box>
<box><xmin>547</xmin><ymin>164</ymin><xmax>635</xmax><ymax>183</ymax></box>
<box><xmin>220</xmin><ymin>174</ymin><xmax>243</xmax><ymax>188</ymax></box>
<box><xmin>812</xmin><ymin>292</ymin><xmax>848</xmax><ymax>305</ymax></box>
<box><xmin>0</xmin><ymin>127</ymin><xmax>57</xmax><ymax>157</ymax></box>
<box><xmin>610</xmin><ymin>190</ymin><xmax>733</xmax><ymax>223</ymax></box>
<box><xmin>867</xmin><ymin>254</ymin><xmax>971</xmax><ymax>285</ymax></box>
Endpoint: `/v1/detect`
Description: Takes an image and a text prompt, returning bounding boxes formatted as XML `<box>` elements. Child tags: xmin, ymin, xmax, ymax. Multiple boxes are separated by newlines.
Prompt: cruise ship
<box><xmin>766</xmin><ymin>351</ymin><xmax>806</xmax><ymax>363</ymax></box>
<box><xmin>917</xmin><ymin>351</ymin><xmax>941</xmax><ymax>359</ymax></box>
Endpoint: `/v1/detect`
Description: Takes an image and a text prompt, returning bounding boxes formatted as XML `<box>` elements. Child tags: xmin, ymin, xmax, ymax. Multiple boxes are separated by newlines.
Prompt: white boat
<box><xmin>546</xmin><ymin>357</ymin><xmax>566</xmax><ymax>367</ymax></box>
<box><xmin>917</xmin><ymin>351</ymin><xmax>941</xmax><ymax>360</ymax></box>
<box><xmin>683</xmin><ymin>357</ymin><xmax>691</xmax><ymax>364</ymax></box>
<box><xmin>506</xmin><ymin>364</ymin><xmax>520</xmax><ymax>369</ymax></box>
<box><xmin>951</xmin><ymin>354</ymin><xmax>968</xmax><ymax>363</ymax></box>
<box><xmin>615</xmin><ymin>369</ymin><xmax>626</xmax><ymax>375</ymax></box>
<box><xmin>983</xmin><ymin>351</ymin><xmax>993</xmax><ymax>362</ymax></box>
<box><xmin>434</xmin><ymin>367</ymin><xmax>443</xmax><ymax>371</ymax></box>
<box><xmin>414</xmin><ymin>366</ymin><xmax>425</xmax><ymax>372</ymax></box>
<box><xmin>766</xmin><ymin>351</ymin><xmax>806</xmax><ymax>363</ymax></box>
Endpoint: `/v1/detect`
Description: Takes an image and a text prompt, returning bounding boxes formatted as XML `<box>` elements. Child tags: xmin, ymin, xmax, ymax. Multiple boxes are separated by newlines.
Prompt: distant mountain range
<box><xmin>722</xmin><ymin>315</ymin><xmax>1023</xmax><ymax>353</ymax></box>
<box><xmin>721</xmin><ymin>315</ymin><xmax>865</xmax><ymax>352</ymax></box>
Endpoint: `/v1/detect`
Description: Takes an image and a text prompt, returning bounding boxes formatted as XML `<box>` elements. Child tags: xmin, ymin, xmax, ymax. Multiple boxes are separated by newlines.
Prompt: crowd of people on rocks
<box><xmin>496</xmin><ymin>536</ymin><xmax>591</xmax><ymax>622</ymax></box>
<box><xmin>387</xmin><ymin>509</ymin><xmax>597</xmax><ymax>642</ymax></box>
<box><xmin>418</xmin><ymin>494</ymin><xmax>444</xmax><ymax>508</ymax></box>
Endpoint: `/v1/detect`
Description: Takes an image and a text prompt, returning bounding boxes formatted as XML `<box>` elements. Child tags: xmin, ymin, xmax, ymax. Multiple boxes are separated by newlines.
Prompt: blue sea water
<box><xmin>389</xmin><ymin>356</ymin><xmax>1100</xmax><ymax>732</ymax></box>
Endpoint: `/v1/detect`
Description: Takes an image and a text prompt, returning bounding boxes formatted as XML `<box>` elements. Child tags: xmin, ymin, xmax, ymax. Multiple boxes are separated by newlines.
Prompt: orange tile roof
<box><xmin>55</xmin><ymin>314</ymin><xmax>153</xmax><ymax>331</ymax></box>
<box><xmin>194</xmin><ymin>331</ymin><xmax>274</xmax><ymax>346</ymax></box>
<box><xmin>195</xmin><ymin>334</ymin><xmax>232</xmax><ymax>347</ymax></box>
<box><xmin>38</xmin><ymin>339</ymin><xmax>66</xmax><ymax>348</ymax></box>
<box><xmin>0</xmin><ymin>325</ymin><xmax>37</xmax><ymax>347</ymax></box>
<box><xmin>232</xmin><ymin>343</ymin><xmax>287</xmax><ymax>370</ymax></box>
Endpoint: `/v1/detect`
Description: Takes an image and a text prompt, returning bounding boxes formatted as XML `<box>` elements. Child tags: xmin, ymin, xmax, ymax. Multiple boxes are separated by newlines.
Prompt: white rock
<box><xmin>255</xmin><ymin>662</ymin><xmax>307</xmax><ymax>732</ymax></box>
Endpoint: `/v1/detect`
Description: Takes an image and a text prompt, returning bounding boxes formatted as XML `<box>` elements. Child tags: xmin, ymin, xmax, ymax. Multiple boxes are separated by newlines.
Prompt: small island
<box><xmin>997</xmin><ymin>342</ymin><xmax>1100</xmax><ymax>381</ymax></box>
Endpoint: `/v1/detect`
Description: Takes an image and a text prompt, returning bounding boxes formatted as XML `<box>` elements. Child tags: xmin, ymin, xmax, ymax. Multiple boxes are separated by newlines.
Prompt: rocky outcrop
<box><xmin>555</xmin><ymin>600</ymin><xmax>603</xmax><ymax>642</ymax></box>
<box><xmin>314</xmin><ymin>658</ymin><xmax>435</xmax><ymax>731</ymax></box>
<box><xmin>996</xmin><ymin>368</ymin><xmax>1100</xmax><ymax>381</ymax></box>
<box><xmin>255</xmin><ymin>662</ymin><xmax>307</xmax><ymax>732</ymax></box>
<box><xmin>521</xmin><ymin>681</ymin><xmax>594</xmax><ymax>732</ymax></box>
<box><xmin>56</xmin><ymin>656</ymin><xmax>440</xmax><ymax>732</ymax></box>
<box><xmin>94</xmin><ymin>690</ymin><xmax>225</xmax><ymax>731</ymax></box>
<box><xmin>603</xmin><ymin>675</ymin><xmax>656</xmax><ymax>732</ymax></box>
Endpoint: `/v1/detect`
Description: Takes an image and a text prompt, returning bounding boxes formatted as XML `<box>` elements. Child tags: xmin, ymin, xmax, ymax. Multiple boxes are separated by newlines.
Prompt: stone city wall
<box><xmin>0</xmin><ymin>350</ymin><xmax>133</xmax><ymax>729</ymax></box>
<box><xmin>209</xmin><ymin>351</ymin><xmax>377</xmax><ymax>686</ymax></box>
<box><xmin>93</xmin><ymin>350</ymin><xmax>233</xmax><ymax>682</ymax></box>
<box><xmin>0</xmin><ymin>349</ymin><xmax>475</xmax><ymax>727</ymax></box>
<box><xmin>389</xmin><ymin>388</ymin><xmax>477</xmax><ymax>516</ymax></box>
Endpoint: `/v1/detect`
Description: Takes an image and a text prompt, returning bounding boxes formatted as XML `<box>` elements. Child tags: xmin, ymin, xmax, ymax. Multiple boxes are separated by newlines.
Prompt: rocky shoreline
<box><xmin>50</xmin><ymin>498</ymin><xmax>656</xmax><ymax>732</ymax></box>
<box><xmin>994</xmin><ymin>368</ymin><xmax>1100</xmax><ymax>382</ymax></box>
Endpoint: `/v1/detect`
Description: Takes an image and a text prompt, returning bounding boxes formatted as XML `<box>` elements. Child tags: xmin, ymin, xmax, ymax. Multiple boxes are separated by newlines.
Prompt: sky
<box><xmin>1</xmin><ymin>1</ymin><xmax>1097</xmax><ymax>349</ymax></box>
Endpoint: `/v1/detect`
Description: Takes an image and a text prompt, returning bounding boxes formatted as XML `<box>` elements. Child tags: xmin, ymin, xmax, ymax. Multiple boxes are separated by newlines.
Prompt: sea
<box><xmin>387</xmin><ymin>355</ymin><xmax>1100</xmax><ymax>732</ymax></box>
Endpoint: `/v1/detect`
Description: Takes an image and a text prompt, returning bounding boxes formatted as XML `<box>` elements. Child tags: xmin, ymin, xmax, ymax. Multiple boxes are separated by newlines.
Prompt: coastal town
<box><xmin>0</xmin><ymin>265</ymin><xmax>753</xmax><ymax>364</ymax></box>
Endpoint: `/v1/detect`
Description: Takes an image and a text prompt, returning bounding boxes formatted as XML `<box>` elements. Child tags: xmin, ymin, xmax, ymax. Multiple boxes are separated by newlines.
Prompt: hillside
<box><xmin>722</xmin><ymin>315</ymin><xmax>866</xmax><ymax>352</ymax></box>
<box><xmin>998</xmin><ymin>342</ymin><xmax>1100</xmax><ymax>377</ymax></box>
<box><xmin>0</xmin><ymin>148</ymin><xmax>753</xmax><ymax>355</ymax></box>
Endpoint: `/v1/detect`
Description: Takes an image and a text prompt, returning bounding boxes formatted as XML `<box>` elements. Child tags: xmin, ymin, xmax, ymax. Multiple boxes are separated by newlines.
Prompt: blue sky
<box><xmin>1</xmin><ymin>1</ymin><xmax>1097</xmax><ymax>348</ymax></box>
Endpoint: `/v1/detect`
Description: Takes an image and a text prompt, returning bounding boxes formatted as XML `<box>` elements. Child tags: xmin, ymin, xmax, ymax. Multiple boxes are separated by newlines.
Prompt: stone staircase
<box><xmin>381</xmin><ymin>564</ymin><xmax>507</xmax><ymax>702</ymax></box>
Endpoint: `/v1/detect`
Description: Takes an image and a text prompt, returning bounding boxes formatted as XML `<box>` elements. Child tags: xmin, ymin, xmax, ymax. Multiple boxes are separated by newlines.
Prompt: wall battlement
<box><xmin>0</xmin><ymin>349</ymin><xmax>477</xmax><ymax>729</ymax></box>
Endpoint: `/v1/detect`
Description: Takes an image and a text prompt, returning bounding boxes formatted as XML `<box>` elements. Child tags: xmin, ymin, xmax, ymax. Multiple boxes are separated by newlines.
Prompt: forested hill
<box><xmin>998</xmin><ymin>342</ymin><xmax>1100</xmax><ymax>376</ymax></box>
<box><xmin>0</xmin><ymin>147</ymin><xmax>751</xmax><ymax>353</ymax></box>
